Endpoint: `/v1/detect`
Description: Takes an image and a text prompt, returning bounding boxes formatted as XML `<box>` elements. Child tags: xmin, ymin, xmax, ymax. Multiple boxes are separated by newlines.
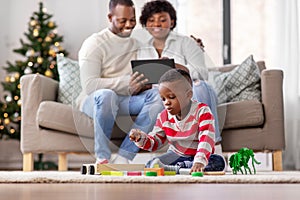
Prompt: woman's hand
<box><xmin>129</xmin><ymin>72</ymin><xmax>149</xmax><ymax>95</ymax></box>
<box><xmin>190</xmin><ymin>162</ymin><xmax>204</xmax><ymax>174</ymax></box>
<box><xmin>129</xmin><ymin>128</ymin><xmax>142</xmax><ymax>142</ymax></box>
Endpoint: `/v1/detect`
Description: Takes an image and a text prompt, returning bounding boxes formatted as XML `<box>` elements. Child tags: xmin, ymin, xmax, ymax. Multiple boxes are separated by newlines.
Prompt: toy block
<box><xmin>101</xmin><ymin>171</ymin><xmax>111</xmax><ymax>176</ymax></box>
<box><xmin>144</xmin><ymin>167</ymin><xmax>164</xmax><ymax>176</ymax></box>
<box><xmin>96</xmin><ymin>164</ymin><xmax>145</xmax><ymax>174</ymax></box>
<box><xmin>191</xmin><ymin>172</ymin><xmax>203</xmax><ymax>177</ymax></box>
<box><xmin>110</xmin><ymin>171</ymin><xmax>124</xmax><ymax>176</ymax></box>
<box><xmin>164</xmin><ymin>171</ymin><xmax>176</xmax><ymax>176</ymax></box>
<box><xmin>179</xmin><ymin>168</ymin><xmax>225</xmax><ymax>176</ymax></box>
<box><xmin>179</xmin><ymin>168</ymin><xmax>190</xmax><ymax>175</ymax></box>
<box><xmin>81</xmin><ymin>164</ymin><xmax>98</xmax><ymax>175</ymax></box>
<box><xmin>145</xmin><ymin>171</ymin><xmax>157</xmax><ymax>176</ymax></box>
<box><xmin>204</xmin><ymin>171</ymin><xmax>225</xmax><ymax>175</ymax></box>
<box><xmin>127</xmin><ymin>171</ymin><xmax>142</xmax><ymax>176</ymax></box>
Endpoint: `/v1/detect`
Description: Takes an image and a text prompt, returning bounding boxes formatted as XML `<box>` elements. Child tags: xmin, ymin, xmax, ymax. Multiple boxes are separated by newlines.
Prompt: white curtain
<box><xmin>274</xmin><ymin>0</ymin><xmax>300</xmax><ymax>170</ymax></box>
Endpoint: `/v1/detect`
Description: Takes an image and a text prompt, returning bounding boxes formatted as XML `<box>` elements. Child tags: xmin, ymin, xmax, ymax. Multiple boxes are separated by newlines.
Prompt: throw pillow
<box><xmin>57</xmin><ymin>54</ymin><xmax>82</xmax><ymax>105</ymax></box>
<box><xmin>208</xmin><ymin>55</ymin><xmax>261</xmax><ymax>104</ymax></box>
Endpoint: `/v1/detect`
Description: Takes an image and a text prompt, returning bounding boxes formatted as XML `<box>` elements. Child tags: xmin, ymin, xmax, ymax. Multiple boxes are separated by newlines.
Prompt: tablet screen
<box><xmin>131</xmin><ymin>59</ymin><xmax>175</xmax><ymax>84</ymax></box>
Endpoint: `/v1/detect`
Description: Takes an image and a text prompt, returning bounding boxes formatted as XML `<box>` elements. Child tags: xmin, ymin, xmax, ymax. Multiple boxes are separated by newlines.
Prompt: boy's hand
<box><xmin>190</xmin><ymin>163</ymin><xmax>204</xmax><ymax>174</ymax></box>
<box><xmin>129</xmin><ymin>129</ymin><xmax>142</xmax><ymax>142</ymax></box>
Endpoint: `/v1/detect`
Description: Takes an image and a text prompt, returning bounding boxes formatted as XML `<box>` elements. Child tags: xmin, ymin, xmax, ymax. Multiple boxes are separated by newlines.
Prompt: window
<box><xmin>176</xmin><ymin>0</ymin><xmax>278</xmax><ymax>66</ymax></box>
<box><xmin>177</xmin><ymin>0</ymin><xmax>223</xmax><ymax>66</ymax></box>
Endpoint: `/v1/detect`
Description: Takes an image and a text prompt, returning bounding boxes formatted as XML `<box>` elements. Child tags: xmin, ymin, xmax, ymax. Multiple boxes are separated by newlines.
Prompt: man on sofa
<box><xmin>76</xmin><ymin>0</ymin><xmax>164</xmax><ymax>164</ymax></box>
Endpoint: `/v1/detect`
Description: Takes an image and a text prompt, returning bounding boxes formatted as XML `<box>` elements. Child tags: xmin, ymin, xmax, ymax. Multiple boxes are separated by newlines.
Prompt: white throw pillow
<box><xmin>208</xmin><ymin>55</ymin><xmax>261</xmax><ymax>104</ymax></box>
<box><xmin>57</xmin><ymin>54</ymin><xmax>82</xmax><ymax>105</ymax></box>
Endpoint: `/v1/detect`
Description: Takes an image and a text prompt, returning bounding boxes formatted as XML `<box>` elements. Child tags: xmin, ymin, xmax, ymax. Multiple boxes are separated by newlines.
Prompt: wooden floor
<box><xmin>1</xmin><ymin>183</ymin><xmax>299</xmax><ymax>200</ymax></box>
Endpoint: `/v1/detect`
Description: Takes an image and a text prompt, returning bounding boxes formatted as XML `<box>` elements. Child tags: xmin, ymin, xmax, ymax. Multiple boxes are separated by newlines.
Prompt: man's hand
<box><xmin>190</xmin><ymin>162</ymin><xmax>204</xmax><ymax>174</ymax></box>
<box><xmin>129</xmin><ymin>72</ymin><xmax>149</xmax><ymax>95</ymax></box>
<box><xmin>190</xmin><ymin>35</ymin><xmax>205</xmax><ymax>51</ymax></box>
<box><xmin>129</xmin><ymin>128</ymin><xmax>142</xmax><ymax>142</ymax></box>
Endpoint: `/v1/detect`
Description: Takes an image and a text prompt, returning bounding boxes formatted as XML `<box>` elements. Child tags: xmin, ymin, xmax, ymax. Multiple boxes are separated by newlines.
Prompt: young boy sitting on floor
<box><xmin>129</xmin><ymin>69</ymin><xmax>225</xmax><ymax>174</ymax></box>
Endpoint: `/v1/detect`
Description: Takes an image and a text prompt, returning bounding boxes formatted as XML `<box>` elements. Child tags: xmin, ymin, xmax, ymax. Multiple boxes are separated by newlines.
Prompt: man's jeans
<box><xmin>81</xmin><ymin>88</ymin><xmax>163</xmax><ymax>161</ymax></box>
<box><xmin>192</xmin><ymin>80</ymin><xmax>222</xmax><ymax>143</ymax></box>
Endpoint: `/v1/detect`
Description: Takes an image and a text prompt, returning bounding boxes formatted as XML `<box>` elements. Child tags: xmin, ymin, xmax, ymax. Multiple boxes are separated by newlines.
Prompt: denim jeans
<box><xmin>192</xmin><ymin>80</ymin><xmax>222</xmax><ymax>143</ymax></box>
<box><xmin>147</xmin><ymin>150</ymin><xmax>225</xmax><ymax>172</ymax></box>
<box><xmin>81</xmin><ymin>88</ymin><xmax>164</xmax><ymax>161</ymax></box>
<box><xmin>146</xmin><ymin>150</ymin><xmax>194</xmax><ymax>168</ymax></box>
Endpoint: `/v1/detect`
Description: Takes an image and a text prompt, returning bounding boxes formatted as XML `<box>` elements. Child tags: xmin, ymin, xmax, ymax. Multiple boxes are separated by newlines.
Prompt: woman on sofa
<box><xmin>137</xmin><ymin>0</ymin><xmax>222</xmax><ymax>149</ymax></box>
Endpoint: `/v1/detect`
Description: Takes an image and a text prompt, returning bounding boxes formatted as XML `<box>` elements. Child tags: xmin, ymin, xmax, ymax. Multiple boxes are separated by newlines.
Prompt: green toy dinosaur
<box><xmin>229</xmin><ymin>147</ymin><xmax>261</xmax><ymax>175</ymax></box>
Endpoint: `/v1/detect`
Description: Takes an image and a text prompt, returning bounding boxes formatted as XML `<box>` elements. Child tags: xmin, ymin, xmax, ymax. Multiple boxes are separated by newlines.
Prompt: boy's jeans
<box><xmin>81</xmin><ymin>88</ymin><xmax>163</xmax><ymax>161</ymax></box>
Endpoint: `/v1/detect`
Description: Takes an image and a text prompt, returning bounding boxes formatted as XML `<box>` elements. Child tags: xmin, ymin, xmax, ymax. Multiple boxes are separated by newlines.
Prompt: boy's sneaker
<box><xmin>95</xmin><ymin>158</ymin><xmax>109</xmax><ymax>165</ymax></box>
<box><xmin>204</xmin><ymin>154</ymin><xmax>226</xmax><ymax>172</ymax></box>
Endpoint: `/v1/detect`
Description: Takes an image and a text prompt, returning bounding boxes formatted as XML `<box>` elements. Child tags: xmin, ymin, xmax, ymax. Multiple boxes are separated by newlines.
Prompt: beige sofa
<box><xmin>20</xmin><ymin>61</ymin><xmax>285</xmax><ymax>171</ymax></box>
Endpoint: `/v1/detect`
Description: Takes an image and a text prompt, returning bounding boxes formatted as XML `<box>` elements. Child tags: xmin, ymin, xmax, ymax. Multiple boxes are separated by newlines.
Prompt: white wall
<box><xmin>0</xmin><ymin>0</ymin><xmax>109</xmax><ymax>63</ymax></box>
<box><xmin>0</xmin><ymin>0</ymin><xmax>150</xmax><ymax>95</ymax></box>
<box><xmin>0</xmin><ymin>0</ymin><xmax>151</xmax><ymax>79</ymax></box>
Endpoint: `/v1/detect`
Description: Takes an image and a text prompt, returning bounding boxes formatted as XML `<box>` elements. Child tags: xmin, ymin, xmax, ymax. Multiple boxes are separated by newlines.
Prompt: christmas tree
<box><xmin>0</xmin><ymin>2</ymin><xmax>68</xmax><ymax>140</ymax></box>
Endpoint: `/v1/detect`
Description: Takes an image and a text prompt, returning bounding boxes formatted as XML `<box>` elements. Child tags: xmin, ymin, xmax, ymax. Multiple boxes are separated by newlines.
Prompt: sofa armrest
<box><xmin>20</xmin><ymin>74</ymin><xmax>59</xmax><ymax>153</ymax></box>
<box><xmin>261</xmin><ymin>69</ymin><xmax>285</xmax><ymax>148</ymax></box>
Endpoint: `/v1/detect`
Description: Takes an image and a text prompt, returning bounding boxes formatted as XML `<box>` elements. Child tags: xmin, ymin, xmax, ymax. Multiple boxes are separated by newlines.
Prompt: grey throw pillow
<box><xmin>57</xmin><ymin>54</ymin><xmax>82</xmax><ymax>105</ymax></box>
<box><xmin>208</xmin><ymin>55</ymin><xmax>261</xmax><ymax>104</ymax></box>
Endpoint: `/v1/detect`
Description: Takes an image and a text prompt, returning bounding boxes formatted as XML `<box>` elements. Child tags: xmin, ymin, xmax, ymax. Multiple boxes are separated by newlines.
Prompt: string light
<box><xmin>10</xmin><ymin>128</ymin><xmax>15</xmax><ymax>134</ymax></box>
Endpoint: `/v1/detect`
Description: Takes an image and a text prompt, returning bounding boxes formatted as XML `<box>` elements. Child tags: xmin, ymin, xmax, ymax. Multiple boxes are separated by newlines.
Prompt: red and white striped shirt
<box><xmin>135</xmin><ymin>101</ymin><xmax>215</xmax><ymax>166</ymax></box>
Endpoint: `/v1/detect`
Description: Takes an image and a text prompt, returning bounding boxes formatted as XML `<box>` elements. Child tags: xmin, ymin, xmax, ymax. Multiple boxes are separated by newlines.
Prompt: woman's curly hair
<box><xmin>139</xmin><ymin>0</ymin><xmax>177</xmax><ymax>30</ymax></box>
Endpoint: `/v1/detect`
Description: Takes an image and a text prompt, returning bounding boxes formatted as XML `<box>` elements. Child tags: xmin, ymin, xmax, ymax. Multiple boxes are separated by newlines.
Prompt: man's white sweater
<box><xmin>76</xmin><ymin>28</ymin><xmax>140</xmax><ymax>109</ymax></box>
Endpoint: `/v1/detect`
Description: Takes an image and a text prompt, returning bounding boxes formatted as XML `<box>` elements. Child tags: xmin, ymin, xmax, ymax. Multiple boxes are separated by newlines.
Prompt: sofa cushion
<box><xmin>208</xmin><ymin>55</ymin><xmax>261</xmax><ymax>104</ymax></box>
<box><xmin>217</xmin><ymin>100</ymin><xmax>264</xmax><ymax>130</ymax></box>
<box><xmin>57</xmin><ymin>54</ymin><xmax>82</xmax><ymax>105</ymax></box>
<box><xmin>37</xmin><ymin>101</ymin><xmax>130</xmax><ymax>140</ymax></box>
<box><xmin>37</xmin><ymin>101</ymin><xmax>94</xmax><ymax>138</ymax></box>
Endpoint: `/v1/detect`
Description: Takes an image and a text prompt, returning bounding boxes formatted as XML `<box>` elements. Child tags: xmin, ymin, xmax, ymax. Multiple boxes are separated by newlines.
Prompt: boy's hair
<box><xmin>159</xmin><ymin>69</ymin><xmax>192</xmax><ymax>86</ymax></box>
<box><xmin>109</xmin><ymin>0</ymin><xmax>134</xmax><ymax>12</ymax></box>
<box><xmin>140</xmin><ymin>0</ymin><xmax>177</xmax><ymax>30</ymax></box>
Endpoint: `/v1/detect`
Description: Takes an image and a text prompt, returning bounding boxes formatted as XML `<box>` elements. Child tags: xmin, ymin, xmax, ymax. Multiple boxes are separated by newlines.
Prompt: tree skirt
<box><xmin>1</xmin><ymin>171</ymin><xmax>300</xmax><ymax>183</ymax></box>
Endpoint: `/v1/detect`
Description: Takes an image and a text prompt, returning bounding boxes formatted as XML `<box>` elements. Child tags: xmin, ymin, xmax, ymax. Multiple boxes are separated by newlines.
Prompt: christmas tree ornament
<box><xmin>45</xmin><ymin>69</ymin><xmax>53</xmax><ymax>77</ymax></box>
<box><xmin>48</xmin><ymin>21</ymin><xmax>54</xmax><ymax>28</ymax></box>
<box><xmin>26</xmin><ymin>49</ymin><xmax>35</xmax><ymax>57</ymax></box>
<box><xmin>17</xmin><ymin>100</ymin><xmax>22</xmax><ymax>107</ymax></box>
<box><xmin>5</xmin><ymin>76</ymin><xmax>10</xmax><ymax>82</ymax></box>
<box><xmin>5</xmin><ymin>96</ymin><xmax>12</xmax><ymax>102</ymax></box>
<box><xmin>33</xmin><ymin>29</ymin><xmax>39</xmax><ymax>37</ymax></box>
<box><xmin>30</xmin><ymin>19</ymin><xmax>37</xmax><ymax>27</ymax></box>
<box><xmin>27</xmin><ymin>61</ymin><xmax>33</xmax><ymax>67</ymax></box>
<box><xmin>9</xmin><ymin>76</ymin><xmax>16</xmax><ymax>82</ymax></box>
<box><xmin>37</xmin><ymin>56</ymin><xmax>43</xmax><ymax>64</ymax></box>
<box><xmin>45</xmin><ymin>36</ymin><xmax>52</xmax><ymax>42</ymax></box>
<box><xmin>24</xmin><ymin>67</ymin><xmax>33</xmax><ymax>74</ymax></box>
<box><xmin>14</xmin><ymin>72</ymin><xmax>20</xmax><ymax>79</ymax></box>
<box><xmin>14</xmin><ymin>96</ymin><xmax>19</xmax><ymax>101</ymax></box>
<box><xmin>4</xmin><ymin>118</ymin><xmax>10</xmax><ymax>125</ymax></box>
<box><xmin>10</xmin><ymin>128</ymin><xmax>15</xmax><ymax>134</ymax></box>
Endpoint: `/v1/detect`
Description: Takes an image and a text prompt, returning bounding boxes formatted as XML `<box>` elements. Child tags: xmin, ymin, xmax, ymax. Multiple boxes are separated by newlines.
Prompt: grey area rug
<box><xmin>1</xmin><ymin>171</ymin><xmax>300</xmax><ymax>183</ymax></box>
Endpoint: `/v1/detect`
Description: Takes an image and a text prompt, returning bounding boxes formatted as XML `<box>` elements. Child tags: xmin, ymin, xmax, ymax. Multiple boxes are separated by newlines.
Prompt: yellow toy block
<box><xmin>96</xmin><ymin>164</ymin><xmax>145</xmax><ymax>174</ymax></box>
<box><xmin>110</xmin><ymin>171</ymin><xmax>124</xmax><ymax>176</ymax></box>
<box><xmin>164</xmin><ymin>171</ymin><xmax>176</xmax><ymax>176</ymax></box>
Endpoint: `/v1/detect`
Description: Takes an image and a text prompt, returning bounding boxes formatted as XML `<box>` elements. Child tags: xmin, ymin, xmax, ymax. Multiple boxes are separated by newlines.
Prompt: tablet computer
<box><xmin>131</xmin><ymin>59</ymin><xmax>175</xmax><ymax>84</ymax></box>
